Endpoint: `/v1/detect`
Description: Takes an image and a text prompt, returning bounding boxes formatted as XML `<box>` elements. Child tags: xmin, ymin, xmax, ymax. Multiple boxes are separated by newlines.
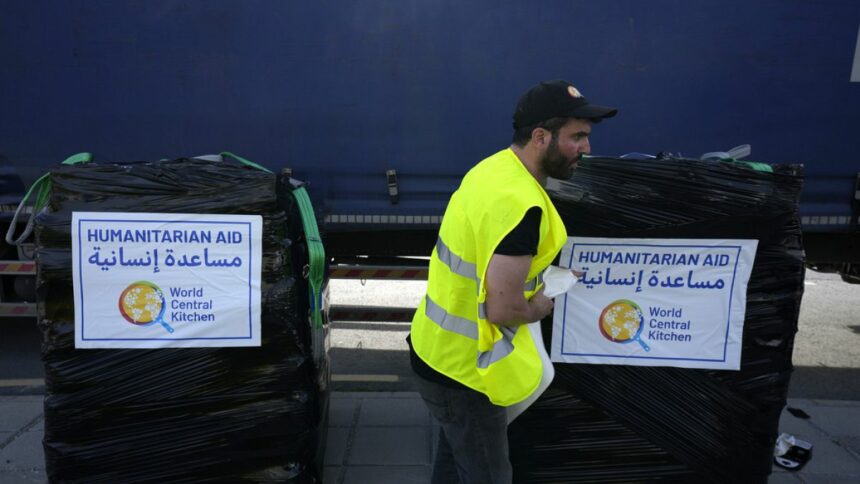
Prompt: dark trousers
<box><xmin>414</xmin><ymin>376</ymin><xmax>512</xmax><ymax>484</ymax></box>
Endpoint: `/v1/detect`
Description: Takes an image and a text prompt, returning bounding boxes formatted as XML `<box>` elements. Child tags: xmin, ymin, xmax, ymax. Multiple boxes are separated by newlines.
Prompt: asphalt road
<box><xmin>327</xmin><ymin>270</ymin><xmax>860</xmax><ymax>399</ymax></box>
<box><xmin>786</xmin><ymin>270</ymin><xmax>860</xmax><ymax>400</ymax></box>
<box><xmin>1</xmin><ymin>270</ymin><xmax>858</xmax><ymax>400</ymax></box>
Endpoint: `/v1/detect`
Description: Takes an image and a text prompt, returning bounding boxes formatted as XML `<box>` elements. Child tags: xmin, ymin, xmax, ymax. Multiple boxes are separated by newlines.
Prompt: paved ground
<box><xmin>1</xmin><ymin>271</ymin><xmax>857</xmax><ymax>482</ymax></box>
<box><xmin>3</xmin><ymin>271</ymin><xmax>857</xmax><ymax>399</ymax></box>
<box><xmin>2</xmin><ymin>393</ymin><xmax>859</xmax><ymax>483</ymax></box>
<box><xmin>768</xmin><ymin>399</ymin><xmax>860</xmax><ymax>483</ymax></box>
<box><xmin>325</xmin><ymin>271</ymin><xmax>860</xmax><ymax>399</ymax></box>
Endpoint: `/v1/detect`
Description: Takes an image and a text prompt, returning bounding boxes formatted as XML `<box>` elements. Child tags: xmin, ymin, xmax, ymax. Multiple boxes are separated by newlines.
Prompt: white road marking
<box><xmin>332</xmin><ymin>374</ymin><xmax>400</xmax><ymax>382</ymax></box>
<box><xmin>1</xmin><ymin>375</ymin><xmax>403</xmax><ymax>386</ymax></box>
<box><xmin>0</xmin><ymin>378</ymin><xmax>44</xmax><ymax>387</ymax></box>
<box><xmin>804</xmin><ymin>281</ymin><xmax>817</xmax><ymax>286</ymax></box>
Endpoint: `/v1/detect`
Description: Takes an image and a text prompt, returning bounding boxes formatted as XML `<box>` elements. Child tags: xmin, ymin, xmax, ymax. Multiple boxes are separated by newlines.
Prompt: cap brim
<box><xmin>567</xmin><ymin>103</ymin><xmax>618</xmax><ymax>120</ymax></box>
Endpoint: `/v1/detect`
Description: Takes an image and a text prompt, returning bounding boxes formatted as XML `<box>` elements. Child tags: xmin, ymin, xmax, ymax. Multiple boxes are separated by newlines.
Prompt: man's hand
<box><xmin>526</xmin><ymin>286</ymin><xmax>554</xmax><ymax>322</ymax></box>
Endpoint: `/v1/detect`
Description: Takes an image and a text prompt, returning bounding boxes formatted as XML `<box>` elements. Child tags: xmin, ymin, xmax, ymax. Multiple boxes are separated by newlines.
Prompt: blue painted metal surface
<box><xmin>1</xmin><ymin>1</ymin><xmax>858</xmax><ymax>231</ymax></box>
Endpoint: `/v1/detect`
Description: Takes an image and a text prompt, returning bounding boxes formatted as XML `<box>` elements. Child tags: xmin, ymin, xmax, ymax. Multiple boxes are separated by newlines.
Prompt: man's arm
<box><xmin>484</xmin><ymin>254</ymin><xmax>554</xmax><ymax>327</ymax></box>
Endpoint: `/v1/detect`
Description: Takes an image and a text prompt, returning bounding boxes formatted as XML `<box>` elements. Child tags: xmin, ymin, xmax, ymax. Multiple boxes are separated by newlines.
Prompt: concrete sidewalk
<box><xmin>2</xmin><ymin>393</ymin><xmax>859</xmax><ymax>483</ymax></box>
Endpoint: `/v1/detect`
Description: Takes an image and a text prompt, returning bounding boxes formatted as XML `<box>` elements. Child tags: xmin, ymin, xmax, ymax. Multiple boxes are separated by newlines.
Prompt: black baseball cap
<box><xmin>512</xmin><ymin>79</ymin><xmax>618</xmax><ymax>129</ymax></box>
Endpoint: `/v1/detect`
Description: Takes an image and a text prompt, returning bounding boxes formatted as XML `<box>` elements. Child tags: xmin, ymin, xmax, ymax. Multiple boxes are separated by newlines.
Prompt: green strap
<box><xmin>6</xmin><ymin>152</ymin><xmax>92</xmax><ymax>245</ymax></box>
<box><xmin>292</xmin><ymin>186</ymin><xmax>326</xmax><ymax>329</ymax></box>
<box><xmin>723</xmin><ymin>158</ymin><xmax>774</xmax><ymax>173</ymax></box>
<box><xmin>32</xmin><ymin>152</ymin><xmax>93</xmax><ymax>210</ymax></box>
<box><xmin>220</xmin><ymin>152</ymin><xmax>273</xmax><ymax>173</ymax></box>
<box><xmin>27</xmin><ymin>173</ymin><xmax>52</xmax><ymax>215</ymax></box>
<box><xmin>61</xmin><ymin>152</ymin><xmax>93</xmax><ymax>165</ymax></box>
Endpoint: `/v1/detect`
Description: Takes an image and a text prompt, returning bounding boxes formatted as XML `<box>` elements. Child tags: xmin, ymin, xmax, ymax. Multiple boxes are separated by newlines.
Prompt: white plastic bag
<box><xmin>507</xmin><ymin>266</ymin><xmax>579</xmax><ymax>422</ymax></box>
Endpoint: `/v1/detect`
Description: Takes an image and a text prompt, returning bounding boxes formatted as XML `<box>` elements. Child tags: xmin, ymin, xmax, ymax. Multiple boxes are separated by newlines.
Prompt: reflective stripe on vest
<box><xmin>424</xmin><ymin>295</ymin><xmax>479</xmax><ymax>340</ymax></box>
<box><xmin>524</xmin><ymin>271</ymin><xmax>543</xmax><ymax>291</ymax></box>
<box><xmin>424</xmin><ymin>294</ymin><xmax>519</xmax><ymax>368</ymax></box>
<box><xmin>436</xmin><ymin>237</ymin><xmax>542</xmax><ymax>294</ymax></box>
<box><xmin>477</xmin><ymin>326</ymin><xmax>516</xmax><ymax>369</ymax></box>
<box><xmin>435</xmin><ymin>237</ymin><xmax>477</xmax><ymax>281</ymax></box>
<box><xmin>435</xmin><ymin>237</ymin><xmax>541</xmax><ymax>330</ymax></box>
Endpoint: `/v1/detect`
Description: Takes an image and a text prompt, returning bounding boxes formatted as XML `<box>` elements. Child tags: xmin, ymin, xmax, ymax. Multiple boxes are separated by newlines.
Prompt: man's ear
<box><xmin>531</xmin><ymin>127</ymin><xmax>548</xmax><ymax>147</ymax></box>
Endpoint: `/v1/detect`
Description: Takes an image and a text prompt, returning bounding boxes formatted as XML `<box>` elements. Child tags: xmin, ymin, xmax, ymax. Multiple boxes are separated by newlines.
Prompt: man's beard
<box><xmin>541</xmin><ymin>135</ymin><xmax>578</xmax><ymax>180</ymax></box>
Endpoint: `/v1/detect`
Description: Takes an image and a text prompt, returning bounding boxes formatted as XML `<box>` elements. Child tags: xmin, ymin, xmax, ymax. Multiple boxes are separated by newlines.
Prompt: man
<box><xmin>407</xmin><ymin>79</ymin><xmax>617</xmax><ymax>483</ymax></box>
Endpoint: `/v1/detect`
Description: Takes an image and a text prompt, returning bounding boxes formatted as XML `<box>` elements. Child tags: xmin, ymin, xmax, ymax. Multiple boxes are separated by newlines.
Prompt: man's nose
<box><xmin>581</xmin><ymin>139</ymin><xmax>591</xmax><ymax>154</ymax></box>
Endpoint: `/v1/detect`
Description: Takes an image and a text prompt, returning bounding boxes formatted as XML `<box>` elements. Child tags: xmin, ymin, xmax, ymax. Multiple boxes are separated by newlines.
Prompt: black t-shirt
<box><xmin>408</xmin><ymin>207</ymin><xmax>542</xmax><ymax>389</ymax></box>
<box><xmin>492</xmin><ymin>207</ymin><xmax>541</xmax><ymax>256</ymax></box>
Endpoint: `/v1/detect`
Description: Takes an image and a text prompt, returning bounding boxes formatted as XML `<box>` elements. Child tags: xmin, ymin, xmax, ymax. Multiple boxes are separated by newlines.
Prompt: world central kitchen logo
<box><xmin>598</xmin><ymin>299</ymin><xmax>695</xmax><ymax>351</ymax></box>
<box><xmin>598</xmin><ymin>299</ymin><xmax>651</xmax><ymax>352</ymax></box>
<box><xmin>118</xmin><ymin>281</ymin><xmax>174</xmax><ymax>333</ymax></box>
<box><xmin>118</xmin><ymin>281</ymin><xmax>215</xmax><ymax>333</ymax></box>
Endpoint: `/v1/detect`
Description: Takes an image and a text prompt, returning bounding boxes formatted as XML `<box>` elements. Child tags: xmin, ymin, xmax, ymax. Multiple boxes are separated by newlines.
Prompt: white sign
<box><xmin>72</xmin><ymin>212</ymin><xmax>262</xmax><ymax>348</ymax></box>
<box><xmin>551</xmin><ymin>237</ymin><xmax>758</xmax><ymax>370</ymax></box>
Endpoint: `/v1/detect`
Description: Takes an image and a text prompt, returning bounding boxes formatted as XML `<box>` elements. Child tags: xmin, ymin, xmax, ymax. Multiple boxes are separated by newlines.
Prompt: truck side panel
<box><xmin>1</xmin><ymin>1</ymin><xmax>859</xmax><ymax>232</ymax></box>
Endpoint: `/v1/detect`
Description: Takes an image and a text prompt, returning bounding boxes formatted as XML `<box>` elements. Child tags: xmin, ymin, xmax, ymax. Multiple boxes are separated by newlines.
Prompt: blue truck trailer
<box><xmin>1</xmin><ymin>1</ymin><xmax>859</xmax><ymax>314</ymax></box>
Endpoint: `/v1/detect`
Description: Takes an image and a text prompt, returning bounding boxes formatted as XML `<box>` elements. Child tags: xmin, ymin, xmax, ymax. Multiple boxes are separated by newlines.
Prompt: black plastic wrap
<box><xmin>35</xmin><ymin>158</ymin><xmax>330</xmax><ymax>483</ymax></box>
<box><xmin>509</xmin><ymin>158</ymin><xmax>804</xmax><ymax>483</ymax></box>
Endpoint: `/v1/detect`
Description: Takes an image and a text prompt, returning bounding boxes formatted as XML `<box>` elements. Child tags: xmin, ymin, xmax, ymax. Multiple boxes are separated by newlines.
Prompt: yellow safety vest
<box><xmin>410</xmin><ymin>148</ymin><xmax>567</xmax><ymax>406</ymax></box>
